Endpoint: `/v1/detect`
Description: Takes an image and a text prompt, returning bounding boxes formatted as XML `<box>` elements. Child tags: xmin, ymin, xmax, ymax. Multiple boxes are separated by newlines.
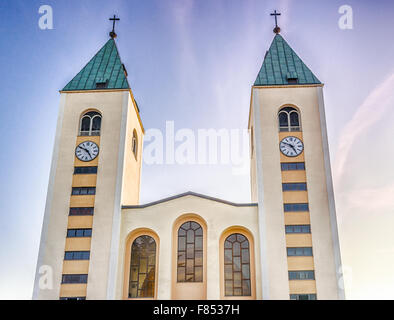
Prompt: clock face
<box><xmin>75</xmin><ymin>141</ymin><xmax>99</xmax><ymax>162</ymax></box>
<box><xmin>279</xmin><ymin>136</ymin><xmax>304</xmax><ymax>157</ymax></box>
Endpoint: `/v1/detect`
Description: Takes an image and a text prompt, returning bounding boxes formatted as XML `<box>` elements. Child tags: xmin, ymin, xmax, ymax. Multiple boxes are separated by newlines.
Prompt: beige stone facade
<box><xmin>33</xmin><ymin>32</ymin><xmax>344</xmax><ymax>300</ymax></box>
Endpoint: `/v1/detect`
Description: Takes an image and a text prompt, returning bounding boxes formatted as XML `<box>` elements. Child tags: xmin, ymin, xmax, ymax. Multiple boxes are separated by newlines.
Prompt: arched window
<box><xmin>177</xmin><ymin>221</ymin><xmax>203</xmax><ymax>282</ymax></box>
<box><xmin>132</xmin><ymin>130</ymin><xmax>138</xmax><ymax>159</ymax></box>
<box><xmin>79</xmin><ymin>111</ymin><xmax>102</xmax><ymax>136</ymax></box>
<box><xmin>278</xmin><ymin>107</ymin><xmax>300</xmax><ymax>132</ymax></box>
<box><xmin>224</xmin><ymin>233</ymin><xmax>251</xmax><ymax>296</ymax></box>
<box><xmin>129</xmin><ymin>235</ymin><xmax>156</xmax><ymax>298</ymax></box>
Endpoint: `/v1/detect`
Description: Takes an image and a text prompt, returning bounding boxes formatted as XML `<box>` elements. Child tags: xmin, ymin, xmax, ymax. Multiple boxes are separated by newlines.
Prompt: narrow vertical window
<box><xmin>224</xmin><ymin>233</ymin><xmax>251</xmax><ymax>296</ymax></box>
<box><xmin>129</xmin><ymin>235</ymin><xmax>156</xmax><ymax>298</ymax></box>
<box><xmin>250</xmin><ymin>127</ymin><xmax>254</xmax><ymax>157</ymax></box>
<box><xmin>132</xmin><ymin>130</ymin><xmax>138</xmax><ymax>159</ymax></box>
<box><xmin>177</xmin><ymin>221</ymin><xmax>203</xmax><ymax>282</ymax></box>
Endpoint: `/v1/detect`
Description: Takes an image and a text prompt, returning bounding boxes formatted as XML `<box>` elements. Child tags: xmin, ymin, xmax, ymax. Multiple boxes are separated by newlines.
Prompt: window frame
<box><xmin>61</xmin><ymin>274</ymin><xmax>88</xmax><ymax>284</ymax></box>
<box><xmin>64</xmin><ymin>251</ymin><xmax>90</xmax><ymax>260</ymax></box>
<box><xmin>281</xmin><ymin>162</ymin><xmax>306</xmax><ymax>171</ymax></box>
<box><xmin>71</xmin><ymin>187</ymin><xmax>96</xmax><ymax>196</ymax></box>
<box><xmin>123</xmin><ymin>229</ymin><xmax>159</xmax><ymax>300</ymax></box>
<box><xmin>287</xmin><ymin>247</ymin><xmax>313</xmax><ymax>257</ymax></box>
<box><xmin>59</xmin><ymin>297</ymin><xmax>86</xmax><ymax>300</ymax></box>
<box><xmin>284</xmin><ymin>203</ymin><xmax>309</xmax><ymax>212</ymax></box>
<box><xmin>223</xmin><ymin>233</ymin><xmax>252</xmax><ymax>297</ymax></box>
<box><xmin>290</xmin><ymin>294</ymin><xmax>317</xmax><ymax>300</ymax></box>
<box><xmin>278</xmin><ymin>107</ymin><xmax>301</xmax><ymax>132</ymax></box>
<box><xmin>177</xmin><ymin>221</ymin><xmax>203</xmax><ymax>283</ymax></box>
<box><xmin>288</xmin><ymin>270</ymin><xmax>315</xmax><ymax>280</ymax></box>
<box><xmin>79</xmin><ymin>111</ymin><xmax>102</xmax><ymax>136</ymax></box>
<box><xmin>69</xmin><ymin>207</ymin><xmax>94</xmax><ymax>216</ymax></box>
<box><xmin>282</xmin><ymin>183</ymin><xmax>307</xmax><ymax>191</ymax></box>
<box><xmin>128</xmin><ymin>235</ymin><xmax>157</xmax><ymax>299</ymax></box>
<box><xmin>219</xmin><ymin>227</ymin><xmax>256</xmax><ymax>300</ymax></box>
<box><xmin>132</xmin><ymin>130</ymin><xmax>138</xmax><ymax>159</ymax></box>
<box><xmin>67</xmin><ymin>228</ymin><xmax>92</xmax><ymax>238</ymax></box>
<box><xmin>73</xmin><ymin>166</ymin><xmax>98</xmax><ymax>175</ymax></box>
<box><xmin>285</xmin><ymin>225</ymin><xmax>311</xmax><ymax>234</ymax></box>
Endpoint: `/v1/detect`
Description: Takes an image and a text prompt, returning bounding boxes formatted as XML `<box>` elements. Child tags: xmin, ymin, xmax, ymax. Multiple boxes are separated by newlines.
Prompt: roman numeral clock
<box><xmin>279</xmin><ymin>136</ymin><xmax>304</xmax><ymax>157</ymax></box>
<box><xmin>75</xmin><ymin>141</ymin><xmax>99</xmax><ymax>162</ymax></box>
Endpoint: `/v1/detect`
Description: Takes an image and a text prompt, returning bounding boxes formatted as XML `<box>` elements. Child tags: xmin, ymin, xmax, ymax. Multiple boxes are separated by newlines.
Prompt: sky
<box><xmin>0</xmin><ymin>0</ymin><xmax>394</xmax><ymax>299</ymax></box>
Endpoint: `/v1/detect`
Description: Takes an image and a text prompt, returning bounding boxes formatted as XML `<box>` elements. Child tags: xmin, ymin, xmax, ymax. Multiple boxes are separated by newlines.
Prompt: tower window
<box><xmin>286</xmin><ymin>72</ymin><xmax>299</xmax><ymax>84</ymax></box>
<box><xmin>74</xmin><ymin>166</ymin><xmax>97</xmax><ymax>174</ymax></box>
<box><xmin>290</xmin><ymin>294</ymin><xmax>317</xmax><ymax>300</ymax></box>
<box><xmin>288</xmin><ymin>270</ymin><xmax>315</xmax><ymax>280</ymax></box>
<box><xmin>287</xmin><ymin>247</ymin><xmax>313</xmax><ymax>256</ymax></box>
<box><xmin>278</xmin><ymin>107</ymin><xmax>301</xmax><ymax>132</ymax></box>
<box><xmin>177</xmin><ymin>221</ymin><xmax>203</xmax><ymax>282</ymax></box>
<box><xmin>61</xmin><ymin>274</ymin><xmax>88</xmax><ymax>284</ymax></box>
<box><xmin>281</xmin><ymin>162</ymin><xmax>305</xmax><ymax>171</ymax></box>
<box><xmin>250</xmin><ymin>127</ymin><xmax>254</xmax><ymax>157</ymax></box>
<box><xmin>71</xmin><ymin>187</ymin><xmax>96</xmax><ymax>195</ymax></box>
<box><xmin>69</xmin><ymin>207</ymin><xmax>94</xmax><ymax>216</ymax></box>
<box><xmin>67</xmin><ymin>229</ymin><xmax>92</xmax><ymax>238</ymax></box>
<box><xmin>285</xmin><ymin>225</ymin><xmax>311</xmax><ymax>234</ymax></box>
<box><xmin>64</xmin><ymin>251</ymin><xmax>90</xmax><ymax>260</ymax></box>
<box><xmin>284</xmin><ymin>203</ymin><xmax>309</xmax><ymax>212</ymax></box>
<box><xmin>132</xmin><ymin>130</ymin><xmax>138</xmax><ymax>159</ymax></box>
<box><xmin>287</xmin><ymin>78</ymin><xmax>299</xmax><ymax>84</ymax></box>
<box><xmin>79</xmin><ymin>111</ymin><xmax>102</xmax><ymax>136</ymax></box>
<box><xmin>224</xmin><ymin>233</ymin><xmax>251</xmax><ymax>296</ymax></box>
<box><xmin>95</xmin><ymin>80</ymin><xmax>108</xmax><ymax>89</ymax></box>
<box><xmin>282</xmin><ymin>183</ymin><xmax>307</xmax><ymax>191</ymax></box>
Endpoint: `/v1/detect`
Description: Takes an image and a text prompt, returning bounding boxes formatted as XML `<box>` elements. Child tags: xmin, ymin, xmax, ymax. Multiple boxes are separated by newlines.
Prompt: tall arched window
<box><xmin>132</xmin><ymin>130</ymin><xmax>138</xmax><ymax>159</ymax></box>
<box><xmin>177</xmin><ymin>221</ymin><xmax>203</xmax><ymax>282</ymax></box>
<box><xmin>129</xmin><ymin>235</ymin><xmax>156</xmax><ymax>298</ymax></box>
<box><xmin>224</xmin><ymin>233</ymin><xmax>251</xmax><ymax>296</ymax></box>
<box><xmin>79</xmin><ymin>111</ymin><xmax>102</xmax><ymax>136</ymax></box>
<box><xmin>278</xmin><ymin>107</ymin><xmax>300</xmax><ymax>132</ymax></box>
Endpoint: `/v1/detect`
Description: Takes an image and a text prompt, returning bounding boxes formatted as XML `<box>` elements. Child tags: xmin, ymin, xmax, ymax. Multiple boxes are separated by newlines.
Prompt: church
<box><xmin>33</xmin><ymin>14</ymin><xmax>344</xmax><ymax>300</ymax></box>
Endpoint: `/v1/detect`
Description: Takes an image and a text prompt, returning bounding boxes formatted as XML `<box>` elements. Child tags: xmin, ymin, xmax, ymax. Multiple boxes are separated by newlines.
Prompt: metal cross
<box><xmin>270</xmin><ymin>10</ymin><xmax>281</xmax><ymax>34</ymax></box>
<box><xmin>109</xmin><ymin>15</ymin><xmax>120</xmax><ymax>36</ymax></box>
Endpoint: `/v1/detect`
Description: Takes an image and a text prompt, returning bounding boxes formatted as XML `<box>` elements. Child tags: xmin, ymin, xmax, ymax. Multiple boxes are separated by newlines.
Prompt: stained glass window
<box><xmin>177</xmin><ymin>221</ymin><xmax>203</xmax><ymax>282</ymax></box>
<box><xmin>224</xmin><ymin>233</ymin><xmax>251</xmax><ymax>296</ymax></box>
<box><xmin>129</xmin><ymin>235</ymin><xmax>156</xmax><ymax>298</ymax></box>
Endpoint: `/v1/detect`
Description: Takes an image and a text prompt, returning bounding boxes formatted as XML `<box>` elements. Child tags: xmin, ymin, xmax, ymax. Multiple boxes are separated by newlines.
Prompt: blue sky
<box><xmin>1</xmin><ymin>0</ymin><xmax>394</xmax><ymax>299</ymax></box>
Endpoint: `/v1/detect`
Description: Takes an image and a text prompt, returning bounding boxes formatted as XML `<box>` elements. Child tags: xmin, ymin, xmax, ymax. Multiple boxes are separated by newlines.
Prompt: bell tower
<box><xmin>33</xmin><ymin>20</ymin><xmax>144</xmax><ymax>300</ymax></box>
<box><xmin>249</xmin><ymin>18</ymin><xmax>344</xmax><ymax>300</ymax></box>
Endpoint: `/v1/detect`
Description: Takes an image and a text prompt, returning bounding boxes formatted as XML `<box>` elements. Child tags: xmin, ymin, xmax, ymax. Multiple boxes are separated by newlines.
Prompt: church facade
<box><xmin>33</xmin><ymin>23</ymin><xmax>344</xmax><ymax>300</ymax></box>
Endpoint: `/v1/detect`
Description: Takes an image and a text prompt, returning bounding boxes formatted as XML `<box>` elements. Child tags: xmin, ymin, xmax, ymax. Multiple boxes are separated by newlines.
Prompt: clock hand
<box><xmin>80</xmin><ymin>147</ymin><xmax>92</xmax><ymax>158</ymax></box>
<box><xmin>283</xmin><ymin>142</ymin><xmax>296</xmax><ymax>153</ymax></box>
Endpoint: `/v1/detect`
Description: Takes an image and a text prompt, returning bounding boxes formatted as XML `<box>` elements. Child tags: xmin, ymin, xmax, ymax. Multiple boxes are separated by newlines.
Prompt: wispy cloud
<box><xmin>333</xmin><ymin>71</ymin><xmax>394</xmax><ymax>186</ymax></box>
<box><xmin>345</xmin><ymin>184</ymin><xmax>394</xmax><ymax>213</ymax></box>
<box><xmin>170</xmin><ymin>0</ymin><xmax>197</xmax><ymax>89</ymax></box>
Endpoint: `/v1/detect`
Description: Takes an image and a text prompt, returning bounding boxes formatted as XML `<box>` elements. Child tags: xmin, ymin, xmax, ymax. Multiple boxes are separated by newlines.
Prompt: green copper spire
<box><xmin>62</xmin><ymin>38</ymin><xmax>130</xmax><ymax>91</ymax></box>
<box><xmin>254</xmin><ymin>34</ymin><xmax>321</xmax><ymax>86</ymax></box>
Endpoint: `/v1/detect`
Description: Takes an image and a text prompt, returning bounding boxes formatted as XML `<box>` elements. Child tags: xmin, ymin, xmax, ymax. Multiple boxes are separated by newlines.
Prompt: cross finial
<box><xmin>270</xmin><ymin>10</ymin><xmax>281</xmax><ymax>34</ymax></box>
<box><xmin>109</xmin><ymin>14</ymin><xmax>120</xmax><ymax>38</ymax></box>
